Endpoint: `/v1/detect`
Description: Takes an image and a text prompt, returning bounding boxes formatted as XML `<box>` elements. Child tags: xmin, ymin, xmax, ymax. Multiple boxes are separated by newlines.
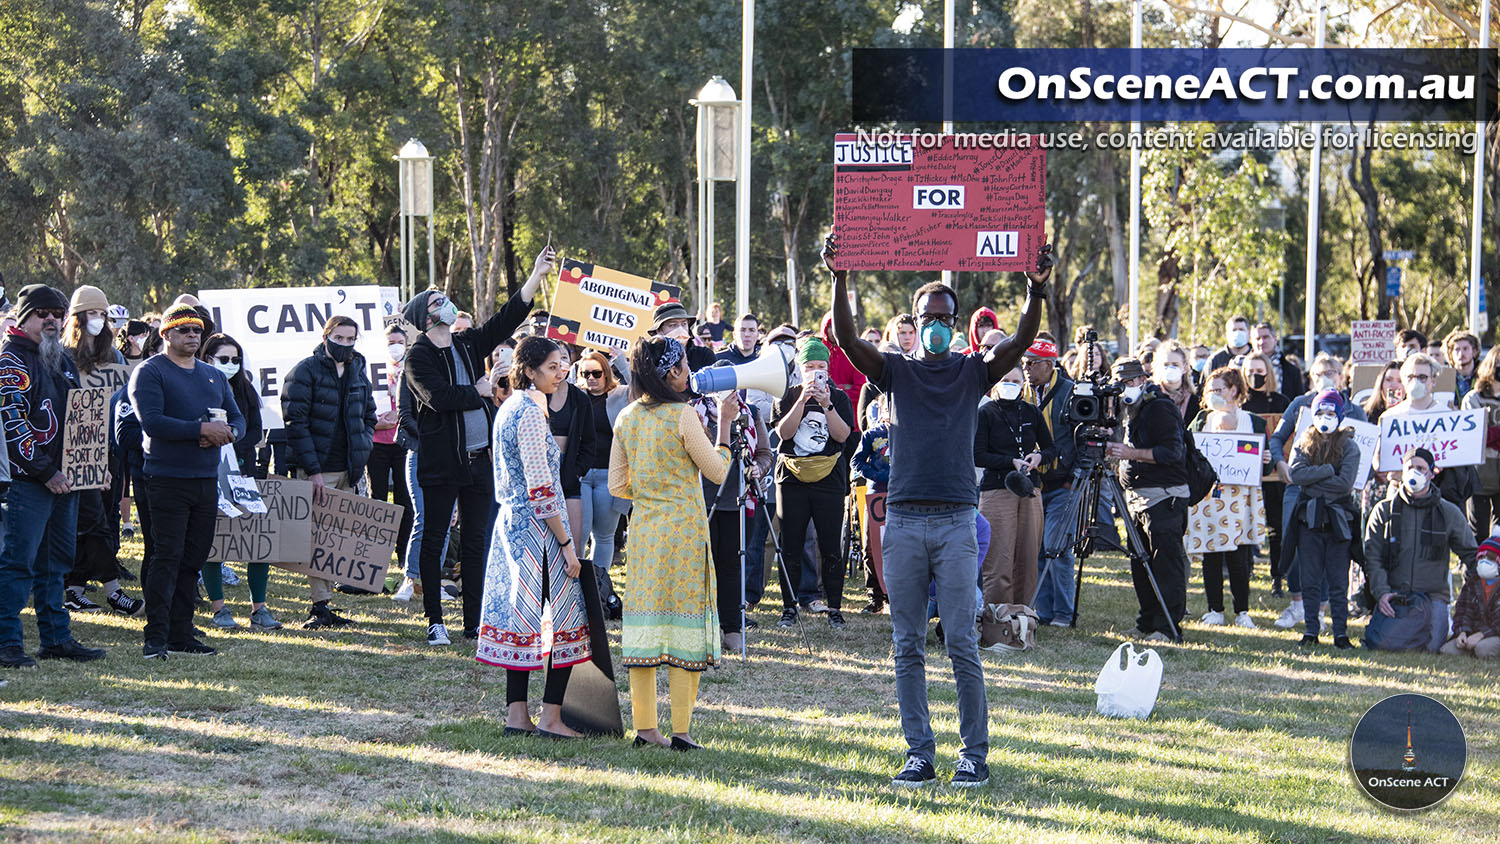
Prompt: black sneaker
<box><xmin>860</xmin><ymin>600</ymin><xmax>885</xmax><ymax>615</ymax></box>
<box><xmin>891</xmin><ymin>755</ymin><xmax>936</xmax><ymax>787</ymax></box>
<box><xmin>36</xmin><ymin>639</ymin><xmax>106</xmax><ymax>662</ymax></box>
<box><xmin>335</xmin><ymin>584</ymin><xmax>377</xmax><ymax>596</ymax></box>
<box><xmin>462</xmin><ymin>628</ymin><xmax>478</xmax><ymax>641</ymax></box>
<box><xmin>951</xmin><ymin>756</ymin><xmax>990</xmax><ymax>788</ymax></box>
<box><xmin>744</xmin><ymin>617</ymin><xmax>759</xmax><ymax>630</ymax></box>
<box><xmin>0</xmin><ymin>645</ymin><xmax>37</xmax><ymax>668</ymax></box>
<box><xmin>167</xmin><ymin>639</ymin><xmax>218</xmax><ymax>656</ymax></box>
<box><xmin>302</xmin><ymin>604</ymin><xmax>353</xmax><ymax>630</ymax></box>
<box><xmin>1333</xmin><ymin>636</ymin><xmax>1355</xmax><ymax>650</ymax></box>
<box><xmin>776</xmin><ymin>608</ymin><xmax>798</xmax><ymax>628</ymax></box>
<box><xmin>63</xmin><ymin>592</ymin><xmax>103</xmax><ymax>613</ymax></box>
<box><xmin>142</xmin><ymin>644</ymin><xmax>168</xmax><ymax>660</ymax></box>
<box><xmin>1298</xmin><ymin>634</ymin><xmax>1318</xmax><ymax>647</ymax></box>
<box><xmin>827</xmin><ymin>610</ymin><xmax>846</xmax><ymax>630</ymax></box>
<box><xmin>106</xmin><ymin>590</ymin><xmax>144</xmax><ymax>617</ymax></box>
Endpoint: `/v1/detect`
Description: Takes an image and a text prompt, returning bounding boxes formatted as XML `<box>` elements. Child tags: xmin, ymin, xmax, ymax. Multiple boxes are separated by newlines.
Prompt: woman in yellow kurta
<box><xmin>609</xmin><ymin>335</ymin><xmax>732</xmax><ymax>750</ymax></box>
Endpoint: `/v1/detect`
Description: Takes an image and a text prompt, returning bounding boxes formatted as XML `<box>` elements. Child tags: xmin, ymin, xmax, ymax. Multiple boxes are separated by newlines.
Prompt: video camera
<box><xmin>1063</xmin><ymin>329</ymin><xmax>1124</xmax><ymax>465</ymax></box>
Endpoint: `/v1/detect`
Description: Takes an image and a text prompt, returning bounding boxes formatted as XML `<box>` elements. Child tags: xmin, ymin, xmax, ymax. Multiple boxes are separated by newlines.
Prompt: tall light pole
<box><xmin>1303</xmin><ymin>0</ymin><xmax>1328</xmax><ymax>364</ymax></box>
<box><xmin>1468</xmin><ymin>0</ymin><xmax>1493</xmax><ymax>336</ymax></box>
<box><xmin>1128</xmin><ymin>0</ymin><xmax>1143</xmax><ymax>350</ymax></box>
<box><xmin>737</xmin><ymin>0</ymin><xmax>754</xmax><ymax>321</ymax></box>
<box><xmin>396</xmin><ymin>139</ymin><xmax>435</xmax><ymax>303</ymax></box>
<box><xmin>941</xmin><ymin>0</ymin><xmax>954</xmax><ymax>292</ymax></box>
<box><xmin>692</xmin><ymin>77</ymin><xmax>740</xmax><ymax>317</ymax></box>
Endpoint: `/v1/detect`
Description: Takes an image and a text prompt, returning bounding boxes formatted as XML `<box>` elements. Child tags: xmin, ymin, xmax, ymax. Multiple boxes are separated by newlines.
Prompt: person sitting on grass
<box><xmin>1441</xmin><ymin>528</ymin><xmax>1500</xmax><ymax>658</ymax></box>
<box><xmin>1364</xmin><ymin>447</ymin><xmax>1477</xmax><ymax>653</ymax></box>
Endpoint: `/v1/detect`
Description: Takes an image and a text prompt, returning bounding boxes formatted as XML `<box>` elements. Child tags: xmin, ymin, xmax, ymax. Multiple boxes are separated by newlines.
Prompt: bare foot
<box><xmin>505</xmin><ymin>717</ymin><xmax>536</xmax><ymax>732</ymax></box>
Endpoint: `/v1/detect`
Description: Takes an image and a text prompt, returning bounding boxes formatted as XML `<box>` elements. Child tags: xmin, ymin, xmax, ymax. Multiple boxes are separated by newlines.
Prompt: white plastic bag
<box><xmin>1094</xmin><ymin>642</ymin><xmax>1163</xmax><ymax>719</ymax></box>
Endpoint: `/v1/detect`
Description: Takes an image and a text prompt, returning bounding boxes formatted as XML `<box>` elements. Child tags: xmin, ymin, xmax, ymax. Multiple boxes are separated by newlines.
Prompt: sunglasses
<box><xmin>173</xmin><ymin>326</ymin><xmax>203</xmax><ymax>335</ymax></box>
<box><xmin>213</xmin><ymin>355</ymin><xmax>241</xmax><ymax>365</ymax></box>
<box><xmin>34</xmin><ymin>309</ymin><xmax>65</xmax><ymax>320</ymax></box>
<box><xmin>918</xmin><ymin>313</ymin><xmax>957</xmax><ymax>328</ymax></box>
<box><xmin>580</xmin><ymin>370</ymin><xmax>605</xmax><ymax>379</ymax></box>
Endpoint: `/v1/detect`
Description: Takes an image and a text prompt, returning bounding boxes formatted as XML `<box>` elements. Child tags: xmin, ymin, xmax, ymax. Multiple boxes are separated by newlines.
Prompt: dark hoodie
<box><xmin>965</xmin><ymin>306</ymin><xmax>1000</xmax><ymax>354</ymax></box>
<box><xmin>0</xmin><ymin>327</ymin><xmax>79</xmax><ymax>482</ymax></box>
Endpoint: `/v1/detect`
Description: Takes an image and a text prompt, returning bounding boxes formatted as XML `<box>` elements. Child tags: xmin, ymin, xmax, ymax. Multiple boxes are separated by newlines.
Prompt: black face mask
<box><xmin>326</xmin><ymin>341</ymin><xmax>354</xmax><ymax>363</ymax></box>
<box><xmin>1249</xmin><ymin>372</ymin><xmax>1267</xmax><ymax>391</ymax></box>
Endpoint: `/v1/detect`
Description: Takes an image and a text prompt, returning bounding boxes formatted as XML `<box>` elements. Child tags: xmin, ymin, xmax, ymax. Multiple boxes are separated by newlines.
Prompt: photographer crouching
<box><xmin>1103</xmin><ymin>357</ymin><xmax>1189</xmax><ymax>643</ymax></box>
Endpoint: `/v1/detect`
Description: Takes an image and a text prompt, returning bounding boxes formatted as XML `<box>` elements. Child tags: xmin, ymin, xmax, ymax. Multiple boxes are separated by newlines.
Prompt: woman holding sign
<box><xmin>478</xmin><ymin>336</ymin><xmax>590</xmax><ymax>738</ymax></box>
<box><xmin>1187</xmin><ymin>368</ymin><xmax>1267</xmax><ymax>628</ymax></box>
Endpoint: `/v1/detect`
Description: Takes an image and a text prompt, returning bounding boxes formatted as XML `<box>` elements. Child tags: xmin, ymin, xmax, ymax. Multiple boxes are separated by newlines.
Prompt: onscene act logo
<box><xmin>1349</xmin><ymin>693</ymin><xmax>1467</xmax><ymax>812</ymax></box>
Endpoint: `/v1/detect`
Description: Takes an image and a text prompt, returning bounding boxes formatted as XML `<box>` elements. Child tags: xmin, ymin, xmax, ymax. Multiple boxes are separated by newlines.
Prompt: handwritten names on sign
<box><xmin>831</xmin><ymin>133</ymin><xmax>1046</xmax><ymax>272</ymax></box>
<box><xmin>1194</xmin><ymin>433</ymin><xmax>1265</xmax><ymax>487</ymax></box>
<box><xmin>60</xmin><ymin>386</ymin><xmax>109</xmax><ymax>490</ymax></box>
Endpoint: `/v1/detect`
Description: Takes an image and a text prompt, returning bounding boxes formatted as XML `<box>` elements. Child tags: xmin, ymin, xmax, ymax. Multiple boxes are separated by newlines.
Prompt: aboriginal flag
<box><xmin>1237</xmin><ymin>441</ymin><xmax>1260</xmax><ymax>456</ymax></box>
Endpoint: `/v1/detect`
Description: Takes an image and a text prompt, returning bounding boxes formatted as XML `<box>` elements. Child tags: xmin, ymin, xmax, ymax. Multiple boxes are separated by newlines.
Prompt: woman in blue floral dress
<box><xmin>477</xmin><ymin>336</ymin><xmax>590</xmax><ymax>739</ymax></box>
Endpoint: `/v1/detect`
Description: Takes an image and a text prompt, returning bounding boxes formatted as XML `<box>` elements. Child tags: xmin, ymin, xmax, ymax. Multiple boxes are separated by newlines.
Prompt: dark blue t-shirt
<box><xmin>874</xmin><ymin>351</ymin><xmax>992</xmax><ymax>506</ymax></box>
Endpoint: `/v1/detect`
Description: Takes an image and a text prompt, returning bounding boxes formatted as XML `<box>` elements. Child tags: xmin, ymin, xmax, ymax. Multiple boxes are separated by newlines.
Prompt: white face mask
<box><xmin>1405</xmin><ymin>379</ymin><xmax>1428</xmax><ymax>400</ymax></box>
<box><xmin>1316</xmin><ymin>374</ymin><xmax>1338</xmax><ymax>392</ymax></box>
<box><xmin>1230</xmin><ymin>329</ymin><xmax>1249</xmax><ymax>348</ymax></box>
<box><xmin>388</xmin><ymin>343</ymin><xmax>406</xmax><ymax>363</ymax></box>
<box><xmin>213</xmin><ymin>361</ymin><xmax>240</xmax><ymax>379</ymax></box>
<box><xmin>1402</xmin><ymin>468</ymin><xmax>1429</xmax><ymax>494</ymax></box>
<box><xmin>666</xmin><ymin>325</ymin><xmax>690</xmax><ymax>341</ymax></box>
<box><xmin>1121</xmin><ymin>385</ymin><xmax>1144</xmax><ymax>405</ymax></box>
<box><xmin>997</xmin><ymin>382</ymin><xmax>1023</xmax><ymax>401</ymax></box>
<box><xmin>1313</xmin><ymin>414</ymin><xmax>1338</xmax><ymax>434</ymax></box>
<box><xmin>1206</xmin><ymin>392</ymin><xmax>1229</xmax><ymax>412</ymax></box>
<box><xmin>1158</xmin><ymin>364</ymin><xmax>1183</xmax><ymax>385</ymax></box>
<box><xmin>85</xmin><ymin>317</ymin><xmax>105</xmax><ymax>336</ymax></box>
<box><xmin>1477</xmin><ymin>558</ymin><xmax>1499</xmax><ymax>580</ymax></box>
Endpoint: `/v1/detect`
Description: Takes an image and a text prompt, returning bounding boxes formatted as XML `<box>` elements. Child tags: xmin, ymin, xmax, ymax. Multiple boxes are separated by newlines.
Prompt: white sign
<box><xmin>1193</xmin><ymin>433</ymin><xmax>1265</xmax><ymax>487</ymax></box>
<box><xmin>1350</xmin><ymin>320</ymin><xmax>1397</xmax><ymax>365</ymax></box>
<box><xmin>1376</xmin><ymin>407</ymin><xmax>1486</xmax><ymax>471</ymax></box>
<box><xmin>199</xmin><ymin>286</ymin><xmax>402</xmax><ymax>429</ymax></box>
<box><xmin>1291</xmin><ymin>408</ymin><xmax>1380</xmax><ymax>490</ymax></box>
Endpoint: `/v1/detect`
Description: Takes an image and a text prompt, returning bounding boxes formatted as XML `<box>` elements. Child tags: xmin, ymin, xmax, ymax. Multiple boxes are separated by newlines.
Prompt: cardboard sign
<box><xmin>209</xmin><ymin>477</ymin><xmax>314</xmax><ymax>564</ymax></box>
<box><xmin>1194</xmin><ymin>433</ymin><xmax>1265</xmax><ymax>487</ymax></box>
<box><xmin>1376</xmin><ymin>407</ymin><xmax>1485</xmax><ymax>471</ymax></box>
<box><xmin>307</xmin><ymin>485</ymin><xmax>404</xmax><ymax>593</ymax></box>
<box><xmin>81</xmin><ymin>363</ymin><xmax>131</xmax><ymax>393</ymax></box>
<box><xmin>198</xmin><ymin>285</ymin><xmax>402</xmax><ymax>429</ymax></box>
<box><xmin>1290</xmin><ymin>408</ymin><xmax>1380</xmax><ymax>490</ymax></box>
<box><xmin>546</xmin><ymin>259</ymin><xmax>679</xmax><ymax>352</ymax></box>
<box><xmin>830</xmin><ymin>133</ymin><xmax>1046</xmax><ymax>272</ymax></box>
<box><xmin>60</xmin><ymin>386</ymin><xmax>110</xmax><ymax>490</ymax></box>
<box><xmin>1350</xmin><ymin>320</ymin><xmax>1397</xmax><ymax>364</ymax></box>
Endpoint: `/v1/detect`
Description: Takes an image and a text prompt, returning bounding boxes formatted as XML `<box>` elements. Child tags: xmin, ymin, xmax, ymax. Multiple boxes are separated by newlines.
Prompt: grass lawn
<box><xmin>0</xmin><ymin>536</ymin><xmax>1495</xmax><ymax>843</ymax></box>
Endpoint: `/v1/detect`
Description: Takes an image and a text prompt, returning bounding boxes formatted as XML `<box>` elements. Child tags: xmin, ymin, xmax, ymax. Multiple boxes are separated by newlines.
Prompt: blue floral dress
<box><xmin>476</xmin><ymin>393</ymin><xmax>591</xmax><ymax>671</ymax></box>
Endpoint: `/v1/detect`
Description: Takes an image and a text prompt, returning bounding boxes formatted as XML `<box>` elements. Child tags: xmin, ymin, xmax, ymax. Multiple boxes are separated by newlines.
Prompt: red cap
<box><xmin>1025</xmin><ymin>338</ymin><xmax>1059</xmax><ymax>359</ymax></box>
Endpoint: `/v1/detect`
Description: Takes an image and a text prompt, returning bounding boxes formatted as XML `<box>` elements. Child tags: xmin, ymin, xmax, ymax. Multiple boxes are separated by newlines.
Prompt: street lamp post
<box><xmin>691</xmin><ymin>77</ymin><xmax>740</xmax><ymax>316</ymax></box>
<box><xmin>396</xmin><ymin>139</ymin><xmax>435</xmax><ymax>303</ymax></box>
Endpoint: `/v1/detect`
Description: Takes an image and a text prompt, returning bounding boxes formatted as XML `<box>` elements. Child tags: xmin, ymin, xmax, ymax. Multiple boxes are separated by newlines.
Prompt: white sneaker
<box><xmin>427</xmin><ymin>624</ymin><xmax>451</xmax><ymax>646</ymax></box>
<box><xmin>392</xmin><ymin>578</ymin><xmax>416</xmax><ymax>603</ymax></box>
<box><xmin>1234</xmin><ymin>611</ymin><xmax>1256</xmax><ymax>628</ymax></box>
<box><xmin>807</xmin><ymin>599</ymin><xmax>829</xmax><ymax>614</ymax></box>
<box><xmin>1273</xmin><ymin>602</ymin><xmax>1305</xmax><ymax>628</ymax></box>
<box><xmin>1199</xmin><ymin>610</ymin><xmax>1226</xmax><ymax>626</ymax></box>
<box><xmin>1320</xmin><ymin>614</ymin><xmax>1331</xmax><ymax>634</ymax></box>
<box><xmin>221</xmin><ymin>565</ymin><xmax>240</xmax><ymax>586</ymax></box>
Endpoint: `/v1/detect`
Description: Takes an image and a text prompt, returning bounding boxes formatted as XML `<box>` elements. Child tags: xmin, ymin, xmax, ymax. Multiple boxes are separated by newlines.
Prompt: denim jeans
<box><xmin>0</xmin><ymin>480</ymin><xmax>79</xmax><ymax>649</ymax></box>
<box><xmin>1034</xmin><ymin>487</ymin><xmax>1076</xmax><ymax>624</ymax></box>
<box><xmin>403</xmin><ymin>450</ymin><xmax>452</xmax><ymax>580</ymax></box>
<box><xmin>883</xmin><ymin>506</ymin><xmax>988</xmax><ymax>766</ymax></box>
<box><xmin>578</xmin><ymin>467</ymin><xmax>621</xmax><ymax>570</ymax></box>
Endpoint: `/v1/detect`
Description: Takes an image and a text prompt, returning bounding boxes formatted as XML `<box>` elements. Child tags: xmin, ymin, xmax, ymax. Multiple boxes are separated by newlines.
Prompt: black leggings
<box><xmin>1263</xmin><ymin>481</ymin><xmax>1285</xmax><ymax>581</ymax></box>
<box><xmin>504</xmin><ymin>559</ymin><xmax>573</xmax><ymax>705</ymax></box>
<box><xmin>1203</xmin><ymin>545</ymin><xmax>1252</xmax><ymax>614</ymax></box>
<box><xmin>777</xmin><ymin>481</ymin><xmax>845</xmax><ymax>610</ymax></box>
<box><xmin>709</xmin><ymin>509</ymin><xmax>744</xmax><ymax>633</ymax></box>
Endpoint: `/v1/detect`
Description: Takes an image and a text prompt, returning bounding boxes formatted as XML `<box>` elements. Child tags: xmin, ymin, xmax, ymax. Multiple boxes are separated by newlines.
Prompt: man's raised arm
<box><xmin>985</xmin><ymin>243</ymin><xmax>1053</xmax><ymax>383</ymax></box>
<box><xmin>822</xmin><ymin>233</ymin><xmax>885</xmax><ymax>384</ymax></box>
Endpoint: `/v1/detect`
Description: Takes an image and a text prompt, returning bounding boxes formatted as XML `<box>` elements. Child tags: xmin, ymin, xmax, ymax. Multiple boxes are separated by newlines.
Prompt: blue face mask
<box><xmin>919</xmin><ymin>322</ymin><xmax>953</xmax><ymax>354</ymax></box>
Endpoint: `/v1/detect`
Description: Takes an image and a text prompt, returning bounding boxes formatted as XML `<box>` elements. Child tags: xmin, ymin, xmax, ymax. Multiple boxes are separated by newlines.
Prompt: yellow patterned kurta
<box><xmin>609</xmin><ymin>400</ymin><xmax>730</xmax><ymax>670</ymax></box>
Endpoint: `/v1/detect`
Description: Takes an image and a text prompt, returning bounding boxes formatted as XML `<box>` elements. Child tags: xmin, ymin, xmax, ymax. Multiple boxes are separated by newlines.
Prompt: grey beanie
<box><xmin>402</xmin><ymin>290</ymin><xmax>438</xmax><ymax>332</ymax></box>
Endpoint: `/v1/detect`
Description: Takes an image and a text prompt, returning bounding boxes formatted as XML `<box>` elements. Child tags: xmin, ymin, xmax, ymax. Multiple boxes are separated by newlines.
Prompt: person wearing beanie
<box><xmin>1282</xmin><ymin>388</ymin><xmax>1362</xmax><ymax>648</ymax></box>
<box><xmin>770</xmin><ymin>335</ymin><xmax>854</xmax><ymax>631</ymax></box>
<box><xmin>1363</xmin><ymin>447</ymin><xmax>1477</xmax><ymax>653</ymax></box>
<box><xmin>1443</xmin><ymin>527</ymin><xmax>1500</xmax><ymax>657</ymax></box>
<box><xmin>129</xmin><ymin>304</ymin><xmax>245</xmax><ymax>658</ymax></box>
<box><xmin>0</xmin><ymin>284</ymin><xmax>108</xmax><ymax>667</ymax></box>
<box><xmin>59</xmin><ymin>286</ymin><xmax>140</xmax><ymax>617</ymax></box>
<box><xmin>403</xmin><ymin>245</ymin><xmax>550</xmax><ymax>646</ymax></box>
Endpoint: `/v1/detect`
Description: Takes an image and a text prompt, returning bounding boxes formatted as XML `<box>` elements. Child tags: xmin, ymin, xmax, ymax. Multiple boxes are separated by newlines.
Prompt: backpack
<box><xmin>1183</xmin><ymin>430</ymin><xmax>1218</xmax><ymax>507</ymax></box>
<box><xmin>980</xmin><ymin>603</ymin><xmax>1039</xmax><ymax>651</ymax></box>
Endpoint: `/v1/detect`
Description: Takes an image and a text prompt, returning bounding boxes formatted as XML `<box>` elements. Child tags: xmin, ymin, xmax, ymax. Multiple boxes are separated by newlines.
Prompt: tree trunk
<box><xmin>1348</xmin><ymin>141</ymin><xmax>1387</xmax><ymax>320</ymax></box>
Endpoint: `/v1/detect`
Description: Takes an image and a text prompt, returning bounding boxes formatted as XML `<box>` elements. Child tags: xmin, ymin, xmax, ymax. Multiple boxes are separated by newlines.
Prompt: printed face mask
<box><xmin>920</xmin><ymin>322</ymin><xmax>953</xmax><ymax>354</ymax></box>
<box><xmin>433</xmin><ymin>300</ymin><xmax>459</xmax><ymax>327</ymax></box>
<box><xmin>666</xmin><ymin>325</ymin><xmax>690</xmax><ymax>341</ymax></box>
<box><xmin>388</xmin><ymin>343</ymin><xmax>406</xmax><ymax>363</ymax></box>
<box><xmin>997</xmin><ymin>382</ymin><xmax>1023</xmax><ymax>401</ymax></box>
<box><xmin>1121</xmin><ymin>385</ymin><xmax>1144</xmax><ymax>405</ymax></box>
<box><xmin>213</xmin><ymin>361</ymin><xmax>240</xmax><ymax>379</ymax></box>
<box><xmin>1206</xmin><ymin>392</ymin><xmax>1229</xmax><ymax>411</ymax></box>
<box><xmin>85</xmin><ymin>317</ymin><xmax>106</xmax><ymax>336</ymax></box>
<box><xmin>1313</xmin><ymin>413</ymin><xmax>1338</xmax><ymax>434</ymax></box>
<box><xmin>1402</xmin><ymin>468</ymin><xmax>1429</xmax><ymax>494</ymax></box>
<box><xmin>1230</xmin><ymin>329</ymin><xmax>1249</xmax><ymax>348</ymax></box>
<box><xmin>1159</xmin><ymin>364</ymin><xmax>1183</xmax><ymax>385</ymax></box>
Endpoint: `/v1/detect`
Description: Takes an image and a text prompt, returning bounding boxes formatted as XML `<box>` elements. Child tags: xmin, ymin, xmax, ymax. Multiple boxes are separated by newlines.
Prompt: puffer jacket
<box><xmin>0</xmin><ymin>327</ymin><xmax>80</xmax><ymax>482</ymax></box>
<box><xmin>1460</xmin><ymin>389</ymin><xmax>1500</xmax><ymax>496</ymax></box>
<box><xmin>281</xmin><ymin>343</ymin><xmax>376</xmax><ymax>480</ymax></box>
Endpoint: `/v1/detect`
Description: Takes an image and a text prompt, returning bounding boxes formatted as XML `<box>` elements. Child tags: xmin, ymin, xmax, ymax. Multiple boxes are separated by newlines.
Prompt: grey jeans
<box><xmin>883</xmin><ymin>506</ymin><xmax>988</xmax><ymax>765</ymax></box>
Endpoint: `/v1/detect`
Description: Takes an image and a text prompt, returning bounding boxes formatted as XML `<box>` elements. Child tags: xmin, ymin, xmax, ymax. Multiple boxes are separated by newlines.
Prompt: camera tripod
<box><xmin>1033</xmin><ymin>448</ymin><xmax>1183</xmax><ymax>643</ymax></box>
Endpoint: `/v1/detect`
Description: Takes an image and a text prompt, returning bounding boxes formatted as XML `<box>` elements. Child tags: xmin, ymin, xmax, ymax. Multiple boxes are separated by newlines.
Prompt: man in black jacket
<box><xmin>1025</xmin><ymin>336</ymin><xmax>1079</xmax><ymax>627</ymax></box>
<box><xmin>405</xmin><ymin>246</ymin><xmax>552</xmax><ymax>646</ymax></box>
<box><xmin>0</xmin><ymin>285</ymin><xmax>107</xmax><ymax>667</ymax></box>
<box><xmin>282</xmin><ymin>315</ymin><xmax>377</xmax><ymax>629</ymax></box>
<box><xmin>1104</xmin><ymin>357</ymin><xmax>1189</xmax><ymax>643</ymax></box>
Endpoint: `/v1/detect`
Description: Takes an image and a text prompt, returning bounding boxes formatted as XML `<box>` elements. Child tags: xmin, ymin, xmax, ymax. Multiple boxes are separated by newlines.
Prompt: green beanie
<box><xmin>796</xmin><ymin>336</ymin><xmax>830</xmax><ymax>365</ymax></box>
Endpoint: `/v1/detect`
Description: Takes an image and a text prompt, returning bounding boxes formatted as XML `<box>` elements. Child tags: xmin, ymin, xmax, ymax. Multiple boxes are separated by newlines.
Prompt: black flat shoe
<box><xmin>536</xmin><ymin>728</ymin><xmax>577</xmax><ymax>740</ymax></box>
<box><xmin>633</xmin><ymin>736</ymin><xmax>656</xmax><ymax>748</ymax></box>
<box><xmin>1298</xmin><ymin>634</ymin><xmax>1318</xmax><ymax>647</ymax></box>
<box><xmin>670</xmin><ymin>736</ymin><xmax>704</xmax><ymax>752</ymax></box>
<box><xmin>502</xmin><ymin>726</ymin><xmax>535</xmax><ymax>737</ymax></box>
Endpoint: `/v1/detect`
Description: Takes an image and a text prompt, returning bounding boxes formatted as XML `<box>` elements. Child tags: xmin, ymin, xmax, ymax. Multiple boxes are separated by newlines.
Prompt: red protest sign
<box><xmin>831</xmin><ymin>133</ymin><xmax>1046</xmax><ymax>272</ymax></box>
